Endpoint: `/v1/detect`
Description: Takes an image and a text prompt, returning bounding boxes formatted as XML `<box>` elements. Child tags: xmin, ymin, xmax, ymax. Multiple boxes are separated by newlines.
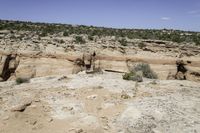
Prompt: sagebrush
<box><xmin>16</xmin><ymin>78</ymin><xmax>30</xmax><ymax>84</ymax></box>
<box><xmin>132</xmin><ymin>63</ymin><xmax>158</xmax><ymax>79</ymax></box>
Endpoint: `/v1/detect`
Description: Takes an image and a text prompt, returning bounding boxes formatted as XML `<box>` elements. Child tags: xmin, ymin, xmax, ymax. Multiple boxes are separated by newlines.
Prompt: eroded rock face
<box><xmin>167</xmin><ymin>72</ymin><xmax>176</xmax><ymax>80</ymax></box>
<box><xmin>0</xmin><ymin>54</ymin><xmax>19</xmax><ymax>81</ymax></box>
<box><xmin>0</xmin><ymin>29</ymin><xmax>199</xmax><ymax>82</ymax></box>
<box><xmin>174</xmin><ymin>60</ymin><xmax>187</xmax><ymax>80</ymax></box>
<box><xmin>0</xmin><ymin>52</ymin><xmax>199</xmax><ymax>82</ymax></box>
<box><xmin>167</xmin><ymin>60</ymin><xmax>200</xmax><ymax>82</ymax></box>
<box><xmin>186</xmin><ymin>71</ymin><xmax>200</xmax><ymax>82</ymax></box>
<box><xmin>83</xmin><ymin>52</ymin><xmax>96</xmax><ymax>73</ymax></box>
<box><xmin>15</xmin><ymin>57</ymin><xmax>74</xmax><ymax>79</ymax></box>
<box><xmin>176</xmin><ymin>71</ymin><xmax>186</xmax><ymax>80</ymax></box>
<box><xmin>73</xmin><ymin>52</ymin><xmax>102</xmax><ymax>74</ymax></box>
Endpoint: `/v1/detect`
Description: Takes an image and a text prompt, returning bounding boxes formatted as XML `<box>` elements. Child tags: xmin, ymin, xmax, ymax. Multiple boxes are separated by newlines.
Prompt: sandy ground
<box><xmin>0</xmin><ymin>71</ymin><xmax>200</xmax><ymax>133</ymax></box>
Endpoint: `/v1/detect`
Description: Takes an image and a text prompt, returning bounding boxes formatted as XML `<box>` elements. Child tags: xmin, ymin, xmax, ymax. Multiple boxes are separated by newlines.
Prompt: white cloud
<box><xmin>161</xmin><ymin>17</ymin><xmax>171</xmax><ymax>21</ymax></box>
<box><xmin>187</xmin><ymin>10</ymin><xmax>200</xmax><ymax>17</ymax></box>
<box><xmin>188</xmin><ymin>10</ymin><xmax>200</xmax><ymax>14</ymax></box>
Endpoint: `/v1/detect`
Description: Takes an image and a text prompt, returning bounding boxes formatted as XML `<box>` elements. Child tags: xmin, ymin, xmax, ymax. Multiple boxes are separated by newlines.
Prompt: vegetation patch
<box><xmin>74</xmin><ymin>36</ymin><xmax>86</xmax><ymax>44</ymax></box>
<box><xmin>88</xmin><ymin>35</ymin><xmax>94</xmax><ymax>41</ymax></box>
<box><xmin>16</xmin><ymin>78</ymin><xmax>30</xmax><ymax>85</ymax></box>
<box><xmin>123</xmin><ymin>71</ymin><xmax>143</xmax><ymax>82</ymax></box>
<box><xmin>118</xmin><ymin>38</ymin><xmax>128</xmax><ymax>46</ymax></box>
<box><xmin>63</xmin><ymin>31</ymin><xmax>69</xmax><ymax>36</ymax></box>
<box><xmin>133</xmin><ymin>63</ymin><xmax>158</xmax><ymax>79</ymax></box>
<box><xmin>123</xmin><ymin>63</ymin><xmax>157</xmax><ymax>81</ymax></box>
<box><xmin>138</xmin><ymin>42</ymin><xmax>146</xmax><ymax>49</ymax></box>
<box><xmin>0</xmin><ymin>20</ymin><xmax>199</xmax><ymax>45</ymax></box>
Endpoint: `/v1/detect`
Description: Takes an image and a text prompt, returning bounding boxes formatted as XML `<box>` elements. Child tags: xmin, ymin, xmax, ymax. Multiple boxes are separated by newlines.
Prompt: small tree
<box><xmin>88</xmin><ymin>35</ymin><xmax>94</xmax><ymax>41</ymax></box>
<box><xmin>60</xmin><ymin>39</ymin><xmax>65</xmax><ymax>44</ymax></box>
<box><xmin>138</xmin><ymin>42</ymin><xmax>145</xmax><ymax>49</ymax></box>
<box><xmin>75</xmin><ymin>36</ymin><xmax>86</xmax><ymax>44</ymax></box>
<box><xmin>119</xmin><ymin>38</ymin><xmax>127</xmax><ymax>46</ymax></box>
<box><xmin>63</xmin><ymin>31</ymin><xmax>69</xmax><ymax>36</ymax></box>
<box><xmin>40</xmin><ymin>31</ymin><xmax>47</xmax><ymax>37</ymax></box>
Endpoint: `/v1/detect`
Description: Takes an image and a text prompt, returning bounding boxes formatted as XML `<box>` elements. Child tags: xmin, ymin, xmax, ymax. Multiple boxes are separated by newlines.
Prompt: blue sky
<box><xmin>0</xmin><ymin>0</ymin><xmax>200</xmax><ymax>31</ymax></box>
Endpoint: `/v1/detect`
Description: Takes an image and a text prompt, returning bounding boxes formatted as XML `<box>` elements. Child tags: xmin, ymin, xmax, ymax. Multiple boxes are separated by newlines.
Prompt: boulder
<box><xmin>15</xmin><ymin>65</ymin><xmax>36</xmax><ymax>79</ymax></box>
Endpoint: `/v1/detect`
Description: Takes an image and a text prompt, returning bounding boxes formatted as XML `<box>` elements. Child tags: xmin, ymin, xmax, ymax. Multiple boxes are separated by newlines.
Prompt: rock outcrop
<box><xmin>0</xmin><ymin>28</ymin><xmax>199</xmax><ymax>82</ymax></box>
<box><xmin>167</xmin><ymin>60</ymin><xmax>200</xmax><ymax>82</ymax></box>
<box><xmin>0</xmin><ymin>54</ymin><xmax>19</xmax><ymax>81</ymax></box>
<box><xmin>1</xmin><ymin>72</ymin><xmax>200</xmax><ymax>133</ymax></box>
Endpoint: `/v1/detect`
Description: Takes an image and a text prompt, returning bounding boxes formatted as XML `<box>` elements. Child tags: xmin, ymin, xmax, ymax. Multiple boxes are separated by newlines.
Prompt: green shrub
<box><xmin>119</xmin><ymin>38</ymin><xmax>127</xmax><ymax>46</ymax></box>
<box><xmin>138</xmin><ymin>42</ymin><xmax>145</xmax><ymax>49</ymax></box>
<box><xmin>88</xmin><ymin>35</ymin><xmax>94</xmax><ymax>41</ymax></box>
<box><xmin>1</xmin><ymin>20</ymin><xmax>200</xmax><ymax>46</ymax></box>
<box><xmin>10</xmin><ymin>30</ymin><xmax>14</xmax><ymax>34</ymax></box>
<box><xmin>133</xmin><ymin>63</ymin><xmax>157</xmax><ymax>79</ymax></box>
<box><xmin>60</xmin><ymin>39</ymin><xmax>65</xmax><ymax>44</ymax></box>
<box><xmin>16</xmin><ymin>78</ymin><xmax>29</xmax><ymax>85</ymax></box>
<box><xmin>123</xmin><ymin>72</ymin><xmax>143</xmax><ymax>82</ymax></box>
<box><xmin>39</xmin><ymin>31</ymin><xmax>47</xmax><ymax>37</ymax></box>
<box><xmin>123</xmin><ymin>72</ymin><xmax>135</xmax><ymax>80</ymax></box>
<box><xmin>75</xmin><ymin>36</ymin><xmax>86</xmax><ymax>44</ymax></box>
<box><xmin>63</xmin><ymin>31</ymin><xmax>69</xmax><ymax>36</ymax></box>
<box><xmin>10</xmin><ymin>35</ymin><xmax>17</xmax><ymax>40</ymax></box>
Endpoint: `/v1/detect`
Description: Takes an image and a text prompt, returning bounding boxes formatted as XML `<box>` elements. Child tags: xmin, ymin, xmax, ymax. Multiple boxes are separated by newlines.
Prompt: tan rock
<box><xmin>11</xmin><ymin>99</ymin><xmax>32</xmax><ymax>112</ymax></box>
<box><xmin>186</xmin><ymin>71</ymin><xmax>200</xmax><ymax>82</ymax></box>
<box><xmin>167</xmin><ymin>72</ymin><xmax>176</xmax><ymax>80</ymax></box>
<box><xmin>175</xmin><ymin>72</ymin><xmax>186</xmax><ymax>80</ymax></box>
<box><xmin>15</xmin><ymin>57</ymin><xmax>74</xmax><ymax>78</ymax></box>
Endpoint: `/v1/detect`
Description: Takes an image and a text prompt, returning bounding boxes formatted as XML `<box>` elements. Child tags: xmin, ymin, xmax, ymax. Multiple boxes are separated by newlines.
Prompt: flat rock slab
<box><xmin>11</xmin><ymin>99</ymin><xmax>32</xmax><ymax>112</ymax></box>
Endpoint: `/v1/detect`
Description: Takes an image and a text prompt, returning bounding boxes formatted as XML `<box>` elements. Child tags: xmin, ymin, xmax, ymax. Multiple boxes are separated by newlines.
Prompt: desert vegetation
<box><xmin>133</xmin><ymin>63</ymin><xmax>158</xmax><ymax>79</ymax></box>
<box><xmin>0</xmin><ymin>20</ymin><xmax>200</xmax><ymax>45</ymax></box>
<box><xmin>123</xmin><ymin>63</ymin><xmax>157</xmax><ymax>81</ymax></box>
<box><xmin>63</xmin><ymin>31</ymin><xmax>69</xmax><ymax>36</ymax></box>
<box><xmin>123</xmin><ymin>71</ymin><xmax>143</xmax><ymax>82</ymax></box>
<box><xmin>118</xmin><ymin>38</ymin><xmax>128</xmax><ymax>46</ymax></box>
<box><xmin>16</xmin><ymin>77</ymin><xmax>30</xmax><ymax>85</ymax></box>
<box><xmin>74</xmin><ymin>36</ymin><xmax>86</xmax><ymax>44</ymax></box>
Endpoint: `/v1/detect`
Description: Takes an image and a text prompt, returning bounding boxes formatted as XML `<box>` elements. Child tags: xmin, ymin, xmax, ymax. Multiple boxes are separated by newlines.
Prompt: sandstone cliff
<box><xmin>0</xmin><ymin>29</ymin><xmax>200</xmax><ymax>81</ymax></box>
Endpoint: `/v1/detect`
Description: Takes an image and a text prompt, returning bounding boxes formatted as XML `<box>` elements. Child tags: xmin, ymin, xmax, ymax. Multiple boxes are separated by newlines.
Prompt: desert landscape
<box><xmin>0</xmin><ymin>20</ymin><xmax>200</xmax><ymax>133</ymax></box>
